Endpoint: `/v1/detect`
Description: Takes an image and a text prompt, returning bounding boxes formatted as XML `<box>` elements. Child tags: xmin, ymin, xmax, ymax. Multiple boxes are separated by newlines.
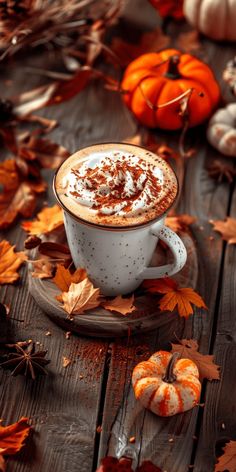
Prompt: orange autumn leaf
<box><xmin>61</xmin><ymin>279</ymin><xmax>101</xmax><ymax>316</ymax></box>
<box><xmin>102</xmin><ymin>294</ymin><xmax>136</xmax><ymax>316</ymax></box>
<box><xmin>52</xmin><ymin>265</ymin><xmax>87</xmax><ymax>292</ymax></box>
<box><xmin>165</xmin><ymin>214</ymin><xmax>196</xmax><ymax>233</ymax></box>
<box><xmin>215</xmin><ymin>440</ymin><xmax>236</xmax><ymax>472</ymax></box>
<box><xmin>0</xmin><ymin>182</ymin><xmax>36</xmax><ymax>229</ymax></box>
<box><xmin>171</xmin><ymin>339</ymin><xmax>220</xmax><ymax>381</ymax></box>
<box><xmin>0</xmin><ymin>240</ymin><xmax>27</xmax><ymax>284</ymax></box>
<box><xmin>22</xmin><ymin>205</ymin><xmax>64</xmax><ymax>235</ymax></box>
<box><xmin>143</xmin><ymin>277</ymin><xmax>207</xmax><ymax>318</ymax></box>
<box><xmin>110</xmin><ymin>27</ymin><xmax>170</xmax><ymax>67</ymax></box>
<box><xmin>0</xmin><ymin>159</ymin><xmax>19</xmax><ymax>192</ymax></box>
<box><xmin>0</xmin><ymin>417</ymin><xmax>30</xmax><ymax>471</ymax></box>
<box><xmin>211</xmin><ymin>218</ymin><xmax>236</xmax><ymax>244</ymax></box>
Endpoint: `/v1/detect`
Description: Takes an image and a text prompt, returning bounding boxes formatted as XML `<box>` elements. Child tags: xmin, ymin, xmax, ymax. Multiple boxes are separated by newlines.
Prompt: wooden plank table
<box><xmin>0</xmin><ymin>1</ymin><xmax>236</xmax><ymax>471</ymax></box>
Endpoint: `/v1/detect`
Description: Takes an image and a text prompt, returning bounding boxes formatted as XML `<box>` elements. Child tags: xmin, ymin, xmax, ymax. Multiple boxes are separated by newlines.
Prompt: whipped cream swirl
<box><xmin>63</xmin><ymin>151</ymin><xmax>163</xmax><ymax>217</ymax></box>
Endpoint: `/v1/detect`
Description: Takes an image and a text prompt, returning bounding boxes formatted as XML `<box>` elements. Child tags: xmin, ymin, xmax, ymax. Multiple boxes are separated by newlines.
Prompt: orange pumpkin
<box><xmin>121</xmin><ymin>49</ymin><xmax>220</xmax><ymax>130</ymax></box>
<box><xmin>149</xmin><ymin>0</ymin><xmax>184</xmax><ymax>19</ymax></box>
<box><xmin>132</xmin><ymin>351</ymin><xmax>201</xmax><ymax>416</ymax></box>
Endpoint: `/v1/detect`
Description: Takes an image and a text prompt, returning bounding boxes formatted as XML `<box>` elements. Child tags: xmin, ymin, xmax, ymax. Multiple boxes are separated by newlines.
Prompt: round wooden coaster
<box><xmin>28</xmin><ymin>232</ymin><xmax>197</xmax><ymax>338</ymax></box>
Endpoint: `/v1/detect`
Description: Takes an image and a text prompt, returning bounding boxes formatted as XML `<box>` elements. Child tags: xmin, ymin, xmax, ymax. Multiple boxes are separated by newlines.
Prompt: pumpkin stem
<box><xmin>162</xmin><ymin>352</ymin><xmax>180</xmax><ymax>383</ymax></box>
<box><xmin>165</xmin><ymin>55</ymin><xmax>181</xmax><ymax>80</ymax></box>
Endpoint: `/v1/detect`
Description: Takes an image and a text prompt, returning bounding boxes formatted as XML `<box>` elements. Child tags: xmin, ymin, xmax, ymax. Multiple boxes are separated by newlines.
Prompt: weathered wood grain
<box><xmin>193</xmin><ymin>183</ymin><xmax>236</xmax><ymax>472</ymax></box>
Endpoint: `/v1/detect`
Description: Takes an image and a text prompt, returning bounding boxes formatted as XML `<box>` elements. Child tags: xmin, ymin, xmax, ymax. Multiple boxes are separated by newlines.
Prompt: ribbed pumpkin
<box><xmin>121</xmin><ymin>49</ymin><xmax>220</xmax><ymax>130</ymax></box>
<box><xmin>183</xmin><ymin>0</ymin><xmax>236</xmax><ymax>41</ymax></box>
<box><xmin>132</xmin><ymin>351</ymin><xmax>201</xmax><ymax>417</ymax></box>
<box><xmin>207</xmin><ymin>103</ymin><xmax>236</xmax><ymax>157</ymax></box>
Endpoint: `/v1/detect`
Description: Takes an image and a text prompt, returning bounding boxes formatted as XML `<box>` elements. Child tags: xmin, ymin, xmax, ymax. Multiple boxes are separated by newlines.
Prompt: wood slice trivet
<box><xmin>28</xmin><ymin>231</ymin><xmax>197</xmax><ymax>338</ymax></box>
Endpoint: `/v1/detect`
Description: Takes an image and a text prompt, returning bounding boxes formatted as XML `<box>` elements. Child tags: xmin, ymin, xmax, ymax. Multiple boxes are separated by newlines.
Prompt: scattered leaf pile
<box><xmin>0</xmin><ymin>417</ymin><xmax>30</xmax><ymax>472</ymax></box>
<box><xmin>143</xmin><ymin>277</ymin><xmax>207</xmax><ymax>318</ymax></box>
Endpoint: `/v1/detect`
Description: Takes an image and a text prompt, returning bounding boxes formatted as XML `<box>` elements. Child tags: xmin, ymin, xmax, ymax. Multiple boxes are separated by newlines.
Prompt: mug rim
<box><xmin>53</xmin><ymin>141</ymin><xmax>179</xmax><ymax>232</ymax></box>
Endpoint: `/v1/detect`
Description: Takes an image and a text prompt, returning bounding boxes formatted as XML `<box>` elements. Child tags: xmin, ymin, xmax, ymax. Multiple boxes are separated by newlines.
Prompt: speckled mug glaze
<box><xmin>62</xmin><ymin>211</ymin><xmax>187</xmax><ymax>296</ymax></box>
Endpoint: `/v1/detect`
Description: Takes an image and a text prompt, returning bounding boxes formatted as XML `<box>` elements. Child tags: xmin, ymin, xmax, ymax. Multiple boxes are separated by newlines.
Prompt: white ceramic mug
<box><xmin>54</xmin><ymin>145</ymin><xmax>187</xmax><ymax>296</ymax></box>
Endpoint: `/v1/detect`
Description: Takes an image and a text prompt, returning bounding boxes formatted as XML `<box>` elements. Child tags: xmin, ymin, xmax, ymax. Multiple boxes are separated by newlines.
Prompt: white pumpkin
<box><xmin>207</xmin><ymin>103</ymin><xmax>236</xmax><ymax>157</ymax></box>
<box><xmin>183</xmin><ymin>0</ymin><xmax>236</xmax><ymax>41</ymax></box>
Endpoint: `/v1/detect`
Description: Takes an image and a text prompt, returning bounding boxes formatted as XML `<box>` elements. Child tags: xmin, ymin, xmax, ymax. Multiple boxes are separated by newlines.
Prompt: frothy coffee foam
<box><xmin>55</xmin><ymin>143</ymin><xmax>178</xmax><ymax>227</ymax></box>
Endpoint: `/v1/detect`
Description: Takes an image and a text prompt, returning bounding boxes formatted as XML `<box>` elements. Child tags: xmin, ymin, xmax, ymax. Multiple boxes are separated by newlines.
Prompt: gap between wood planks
<box><xmin>189</xmin><ymin>178</ymin><xmax>236</xmax><ymax>471</ymax></box>
<box><xmin>92</xmin><ymin>341</ymin><xmax>113</xmax><ymax>471</ymax></box>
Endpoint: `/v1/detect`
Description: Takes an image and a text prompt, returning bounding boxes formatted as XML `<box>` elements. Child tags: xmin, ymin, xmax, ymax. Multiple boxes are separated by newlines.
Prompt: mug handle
<box><xmin>138</xmin><ymin>224</ymin><xmax>187</xmax><ymax>279</ymax></box>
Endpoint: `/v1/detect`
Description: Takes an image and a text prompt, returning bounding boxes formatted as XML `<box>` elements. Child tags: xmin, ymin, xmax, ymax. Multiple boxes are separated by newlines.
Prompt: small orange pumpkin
<box><xmin>132</xmin><ymin>351</ymin><xmax>201</xmax><ymax>416</ymax></box>
<box><xmin>121</xmin><ymin>49</ymin><xmax>220</xmax><ymax>130</ymax></box>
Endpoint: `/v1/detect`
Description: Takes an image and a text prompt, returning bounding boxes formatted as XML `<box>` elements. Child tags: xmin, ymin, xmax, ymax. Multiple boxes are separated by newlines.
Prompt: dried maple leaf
<box><xmin>13</xmin><ymin>68</ymin><xmax>92</xmax><ymax>116</ymax></box>
<box><xmin>176</xmin><ymin>30</ymin><xmax>201</xmax><ymax>53</ymax></box>
<box><xmin>61</xmin><ymin>279</ymin><xmax>101</xmax><ymax>317</ymax></box>
<box><xmin>0</xmin><ymin>182</ymin><xmax>36</xmax><ymax>229</ymax></box>
<box><xmin>211</xmin><ymin>218</ymin><xmax>236</xmax><ymax>244</ymax></box>
<box><xmin>38</xmin><ymin>243</ymin><xmax>71</xmax><ymax>263</ymax></box>
<box><xmin>215</xmin><ymin>440</ymin><xmax>236</xmax><ymax>471</ymax></box>
<box><xmin>31</xmin><ymin>260</ymin><xmax>54</xmax><ymax>279</ymax></box>
<box><xmin>171</xmin><ymin>339</ymin><xmax>220</xmax><ymax>381</ymax></box>
<box><xmin>165</xmin><ymin>214</ymin><xmax>196</xmax><ymax>233</ymax></box>
<box><xmin>102</xmin><ymin>295</ymin><xmax>136</xmax><ymax>315</ymax></box>
<box><xmin>0</xmin><ymin>416</ymin><xmax>30</xmax><ymax>471</ymax></box>
<box><xmin>52</xmin><ymin>265</ymin><xmax>87</xmax><ymax>293</ymax></box>
<box><xmin>17</xmin><ymin>133</ymin><xmax>70</xmax><ymax>170</ymax></box>
<box><xmin>143</xmin><ymin>277</ymin><xmax>207</xmax><ymax>318</ymax></box>
<box><xmin>0</xmin><ymin>158</ymin><xmax>19</xmax><ymax>191</ymax></box>
<box><xmin>22</xmin><ymin>205</ymin><xmax>64</xmax><ymax>235</ymax></box>
<box><xmin>110</xmin><ymin>27</ymin><xmax>170</xmax><ymax>67</ymax></box>
<box><xmin>0</xmin><ymin>240</ymin><xmax>27</xmax><ymax>284</ymax></box>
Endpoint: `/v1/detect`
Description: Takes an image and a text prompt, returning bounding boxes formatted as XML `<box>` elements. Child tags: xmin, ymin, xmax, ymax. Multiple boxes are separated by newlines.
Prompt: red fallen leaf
<box><xmin>110</xmin><ymin>28</ymin><xmax>170</xmax><ymax>67</ymax></box>
<box><xmin>149</xmin><ymin>0</ymin><xmax>184</xmax><ymax>19</ymax></box>
<box><xmin>13</xmin><ymin>68</ymin><xmax>92</xmax><ymax>116</ymax></box>
<box><xmin>96</xmin><ymin>456</ymin><xmax>134</xmax><ymax>471</ymax></box>
<box><xmin>0</xmin><ymin>417</ymin><xmax>30</xmax><ymax>471</ymax></box>
<box><xmin>96</xmin><ymin>457</ymin><xmax>163</xmax><ymax>472</ymax></box>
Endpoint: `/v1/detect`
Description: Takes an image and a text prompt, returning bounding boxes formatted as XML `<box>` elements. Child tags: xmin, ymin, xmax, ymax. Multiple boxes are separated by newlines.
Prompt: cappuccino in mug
<box><xmin>54</xmin><ymin>143</ymin><xmax>186</xmax><ymax>295</ymax></box>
